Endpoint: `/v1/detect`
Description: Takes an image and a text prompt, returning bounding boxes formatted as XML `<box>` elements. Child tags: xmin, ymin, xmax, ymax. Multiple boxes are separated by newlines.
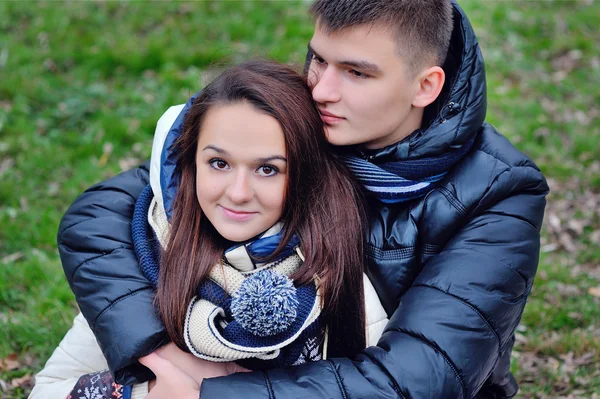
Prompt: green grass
<box><xmin>1</xmin><ymin>1</ymin><xmax>599</xmax><ymax>398</ymax></box>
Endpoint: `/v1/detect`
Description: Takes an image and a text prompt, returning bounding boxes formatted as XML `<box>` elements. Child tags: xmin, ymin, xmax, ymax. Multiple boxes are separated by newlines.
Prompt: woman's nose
<box><xmin>226</xmin><ymin>171</ymin><xmax>254</xmax><ymax>203</ymax></box>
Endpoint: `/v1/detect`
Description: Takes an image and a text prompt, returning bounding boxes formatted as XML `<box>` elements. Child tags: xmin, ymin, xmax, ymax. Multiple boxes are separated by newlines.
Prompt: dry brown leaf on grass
<box><xmin>590</xmin><ymin>230</ymin><xmax>600</xmax><ymax>244</ymax></box>
<box><xmin>19</xmin><ymin>197</ymin><xmax>28</xmax><ymax>212</ymax></box>
<box><xmin>556</xmin><ymin>283</ymin><xmax>582</xmax><ymax>296</ymax></box>
<box><xmin>566</xmin><ymin>219</ymin><xmax>586</xmax><ymax>236</ymax></box>
<box><xmin>1</xmin><ymin>252</ymin><xmax>23</xmax><ymax>264</ymax></box>
<box><xmin>0</xmin><ymin>377</ymin><xmax>8</xmax><ymax>392</ymax></box>
<box><xmin>98</xmin><ymin>142</ymin><xmax>114</xmax><ymax>167</ymax></box>
<box><xmin>0</xmin><ymin>158</ymin><xmax>15</xmax><ymax>179</ymax></box>
<box><xmin>559</xmin><ymin>351</ymin><xmax>597</xmax><ymax>374</ymax></box>
<box><xmin>588</xmin><ymin>285</ymin><xmax>600</xmax><ymax>297</ymax></box>
<box><xmin>47</xmin><ymin>182</ymin><xmax>60</xmax><ymax>197</ymax></box>
<box><xmin>542</xmin><ymin>179</ymin><xmax>600</xmax><ymax>257</ymax></box>
<box><xmin>119</xmin><ymin>156</ymin><xmax>142</xmax><ymax>172</ymax></box>
<box><xmin>0</xmin><ymin>354</ymin><xmax>20</xmax><ymax>371</ymax></box>
<box><xmin>10</xmin><ymin>373</ymin><xmax>33</xmax><ymax>389</ymax></box>
<box><xmin>515</xmin><ymin>332</ymin><xmax>529</xmax><ymax>344</ymax></box>
<box><xmin>570</xmin><ymin>261</ymin><xmax>600</xmax><ymax>281</ymax></box>
<box><xmin>548</xmin><ymin>211</ymin><xmax>562</xmax><ymax>232</ymax></box>
<box><xmin>558</xmin><ymin>233</ymin><xmax>578</xmax><ymax>253</ymax></box>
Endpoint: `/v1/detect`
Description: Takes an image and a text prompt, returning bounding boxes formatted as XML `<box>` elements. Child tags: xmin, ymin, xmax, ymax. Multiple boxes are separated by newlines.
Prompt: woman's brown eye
<box><xmin>258</xmin><ymin>166</ymin><xmax>278</xmax><ymax>177</ymax></box>
<box><xmin>209</xmin><ymin>159</ymin><xmax>229</xmax><ymax>170</ymax></box>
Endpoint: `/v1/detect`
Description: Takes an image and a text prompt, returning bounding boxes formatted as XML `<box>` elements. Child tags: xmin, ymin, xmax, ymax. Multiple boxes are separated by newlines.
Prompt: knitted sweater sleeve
<box><xmin>29</xmin><ymin>313</ymin><xmax>109</xmax><ymax>399</ymax></box>
<box><xmin>30</xmin><ymin>313</ymin><xmax>150</xmax><ymax>399</ymax></box>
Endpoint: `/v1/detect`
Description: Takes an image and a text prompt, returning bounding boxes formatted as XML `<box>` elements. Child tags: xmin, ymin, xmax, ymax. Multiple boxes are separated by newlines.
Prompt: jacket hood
<box><xmin>149</xmin><ymin>103</ymin><xmax>185</xmax><ymax>216</ymax></box>
<box><xmin>150</xmin><ymin>1</ymin><xmax>487</xmax><ymax>217</ymax></box>
<box><xmin>362</xmin><ymin>0</ymin><xmax>487</xmax><ymax>162</ymax></box>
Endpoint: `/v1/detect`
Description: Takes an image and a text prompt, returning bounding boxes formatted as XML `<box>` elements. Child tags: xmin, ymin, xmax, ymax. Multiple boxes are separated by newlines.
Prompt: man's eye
<box><xmin>209</xmin><ymin>159</ymin><xmax>229</xmax><ymax>170</ymax></box>
<box><xmin>257</xmin><ymin>165</ymin><xmax>278</xmax><ymax>177</ymax></box>
<box><xmin>313</xmin><ymin>55</ymin><xmax>326</xmax><ymax>65</ymax></box>
<box><xmin>350</xmin><ymin>70</ymin><xmax>367</xmax><ymax>78</ymax></box>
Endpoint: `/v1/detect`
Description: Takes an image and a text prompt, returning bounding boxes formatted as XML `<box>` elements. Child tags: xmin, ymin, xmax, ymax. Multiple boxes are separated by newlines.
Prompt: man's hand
<box><xmin>139</xmin><ymin>353</ymin><xmax>199</xmax><ymax>399</ymax></box>
<box><xmin>153</xmin><ymin>342</ymin><xmax>250</xmax><ymax>385</ymax></box>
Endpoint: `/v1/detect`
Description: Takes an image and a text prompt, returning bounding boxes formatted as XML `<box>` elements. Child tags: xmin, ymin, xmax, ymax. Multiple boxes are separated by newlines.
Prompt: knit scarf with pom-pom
<box><xmin>131</xmin><ymin>184</ymin><xmax>325</xmax><ymax>370</ymax></box>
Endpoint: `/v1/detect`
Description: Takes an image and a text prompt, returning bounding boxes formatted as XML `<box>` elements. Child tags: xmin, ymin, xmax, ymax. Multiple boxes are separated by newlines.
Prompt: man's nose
<box><xmin>226</xmin><ymin>170</ymin><xmax>253</xmax><ymax>204</ymax></box>
<box><xmin>311</xmin><ymin>66</ymin><xmax>341</xmax><ymax>104</ymax></box>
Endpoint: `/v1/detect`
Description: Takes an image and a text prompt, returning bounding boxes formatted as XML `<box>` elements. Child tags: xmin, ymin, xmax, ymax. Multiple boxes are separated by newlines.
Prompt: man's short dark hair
<box><xmin>310</xmin><ymin>0</ymin><xmax>454</xmax><ymax>75</ymax></box>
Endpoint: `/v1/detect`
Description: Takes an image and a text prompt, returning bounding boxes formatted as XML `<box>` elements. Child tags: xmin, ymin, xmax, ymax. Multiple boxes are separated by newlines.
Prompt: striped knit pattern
<box><xmin>342</xmin><ymin>138</ymin><xmax>475</xmax><ymax>203</ymax></box>
<box><xmin>184</xmin><ymin>253</ymin><xmax>322</xmax><ymax>367</ymax></box>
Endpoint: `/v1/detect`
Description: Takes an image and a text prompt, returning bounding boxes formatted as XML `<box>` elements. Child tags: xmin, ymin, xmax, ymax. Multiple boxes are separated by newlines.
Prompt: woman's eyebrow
<box><xmin>202</xmin><ymin>145</ymin><xmax>228</xmax><ymax>154</ymax></box>
<box><xmin>203</xmin><ymin>146</ymin><xmax>286</xmax><ymax>163</ymax></box>
<box><xmin>256</xmin><ymin>156</ymin><xmax>287</xmax><ymax>163</ymax></box>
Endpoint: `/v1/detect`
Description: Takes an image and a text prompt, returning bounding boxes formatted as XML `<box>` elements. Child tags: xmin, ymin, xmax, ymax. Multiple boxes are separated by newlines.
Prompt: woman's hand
<box><xmin>152</xmin><ymin>343</ymin><xmax>251</xmax><ymax>385</ymax></box>
<box><xmin>139</xmin><ymin>353</ymin><xmax>199</xmax><ymax>399</ymax></box>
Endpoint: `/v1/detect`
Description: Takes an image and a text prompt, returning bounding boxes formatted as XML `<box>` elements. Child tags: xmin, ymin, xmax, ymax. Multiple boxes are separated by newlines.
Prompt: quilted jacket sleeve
<box><xmin>198</xmin><ymin>164</ymin><xmax>548</xmax><ymax>398</ymax></box>
<box><xmin>58</xmin><ymin>163</ymin><xmax>169</xmax><ymax>385</ymax></box>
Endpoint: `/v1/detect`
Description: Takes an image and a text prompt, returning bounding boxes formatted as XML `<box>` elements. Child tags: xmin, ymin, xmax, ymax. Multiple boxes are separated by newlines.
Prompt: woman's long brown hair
<box><xmin>156</xmin><ymin>60</ymin><xmax>367</xmax><ymax>358</ymax></box>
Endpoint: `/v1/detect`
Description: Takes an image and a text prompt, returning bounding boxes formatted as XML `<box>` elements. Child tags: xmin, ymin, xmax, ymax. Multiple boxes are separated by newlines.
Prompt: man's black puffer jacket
<box><xmin>58</xmin><ymin>2</ymin><xmax>548</xmax><ymax>397</ymax></box>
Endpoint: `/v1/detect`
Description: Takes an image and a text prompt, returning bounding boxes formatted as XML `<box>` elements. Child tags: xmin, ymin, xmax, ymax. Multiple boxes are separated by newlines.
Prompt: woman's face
<box><xmin>195</xmin><ymin>102</ymin><xmax>287</xmax><ymax>242</ymax></box>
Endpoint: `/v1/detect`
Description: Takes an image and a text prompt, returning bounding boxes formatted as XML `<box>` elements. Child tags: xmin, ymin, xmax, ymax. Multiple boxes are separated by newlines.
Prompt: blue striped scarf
<box><xmin>342</xmin><ymin>139</ymin><xmax>475</xmax><ymax>203</ymax></box>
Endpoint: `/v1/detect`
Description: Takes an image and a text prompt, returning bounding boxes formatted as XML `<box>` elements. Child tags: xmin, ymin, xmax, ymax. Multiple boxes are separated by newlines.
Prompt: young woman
<box><xmin>30</xmin><ymin>60</ymin><xmax>389</xmax><ymax>399</ymax></box>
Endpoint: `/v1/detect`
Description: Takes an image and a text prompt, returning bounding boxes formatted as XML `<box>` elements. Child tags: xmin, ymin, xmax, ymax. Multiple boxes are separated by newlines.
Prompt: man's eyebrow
<box><xmin>339</xmin><ymin>59</ymin><xmax>381</xmax><ymax>74</ymax></box>
<box><xmin>308</xmin><ymin>42</ymin><xmax>382</xmax><ymax>74</ymax></box>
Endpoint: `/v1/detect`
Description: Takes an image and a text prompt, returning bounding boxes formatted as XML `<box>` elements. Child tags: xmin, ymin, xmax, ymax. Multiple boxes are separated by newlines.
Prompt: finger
<box><xmin>226</xmin><ymin>362</ymin><xmax>252</xmax><ymax>374</ymax></box>
<box><xmin>139</xmin><ymin>352</ymin><xmax>168</xmax><ymax>376</ymax></box>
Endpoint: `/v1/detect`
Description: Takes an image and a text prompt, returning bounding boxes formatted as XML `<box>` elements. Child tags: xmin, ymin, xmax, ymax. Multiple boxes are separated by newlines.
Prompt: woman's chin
<box><xmin>214</xmin><ymin>226</ymin><xmax>257</xmax><ymax>243</ymax></box>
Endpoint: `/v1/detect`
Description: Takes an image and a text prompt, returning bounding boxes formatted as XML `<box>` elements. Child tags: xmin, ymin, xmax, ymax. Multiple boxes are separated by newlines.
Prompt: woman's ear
<box><xmin>412</xmin><ymin>66</ymin><xmax>445</xmax><ymax>109</ymax></box>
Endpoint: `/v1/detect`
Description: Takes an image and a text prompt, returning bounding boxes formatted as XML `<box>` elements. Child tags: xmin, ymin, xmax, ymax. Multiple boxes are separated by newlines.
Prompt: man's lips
<box><xmin>319</xmin><ymin>109</ymin><xmax>344</xmax><ymax>124</ymax></box>
<box><xmin>220</xmin><ymin>206</ymin><xmax>256</xmax><ymax>221</ymax></box>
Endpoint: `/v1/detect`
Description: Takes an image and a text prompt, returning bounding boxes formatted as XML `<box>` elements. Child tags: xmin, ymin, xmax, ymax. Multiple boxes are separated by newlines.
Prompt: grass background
<box><xmin>0</xmin><ymin>1</ymin><xmax>599</xmax><ymax>398</ymax></box>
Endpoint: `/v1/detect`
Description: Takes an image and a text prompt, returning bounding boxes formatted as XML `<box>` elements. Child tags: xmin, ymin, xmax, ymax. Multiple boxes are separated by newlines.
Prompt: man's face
<box><xmin>308</xmin><ymin>22</ymin><xmax>423</xmax><ymax>149</ymax></box>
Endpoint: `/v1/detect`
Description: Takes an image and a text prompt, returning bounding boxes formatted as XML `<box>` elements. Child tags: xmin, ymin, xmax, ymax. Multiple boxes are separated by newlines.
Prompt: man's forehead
<box><xmin>309</xmin><ymin>22</ymin><xmax>404</xmax><ymax>72</ymax></box>
<box><xmin>308</xmin><ymin>40</ymin><xmax>382</xmax><ymax>75</ymax></box>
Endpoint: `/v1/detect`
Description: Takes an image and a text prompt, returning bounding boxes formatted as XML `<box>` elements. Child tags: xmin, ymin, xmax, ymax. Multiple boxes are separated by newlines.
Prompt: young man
<box><xmin>57</xmin><ymin>1</ymin><xmax>548</xmax><ymax>398</ymax></box>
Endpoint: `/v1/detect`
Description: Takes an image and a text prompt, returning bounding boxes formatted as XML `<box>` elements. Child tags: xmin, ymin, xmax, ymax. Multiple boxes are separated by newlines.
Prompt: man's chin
<box><xmin>324</xmin><ymin>128</ymin><xmax>361</xmax><ymax>147</ymax></box>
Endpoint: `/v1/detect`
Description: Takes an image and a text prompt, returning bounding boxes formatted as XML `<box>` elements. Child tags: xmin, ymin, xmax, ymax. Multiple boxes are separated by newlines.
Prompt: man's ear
<box><xmin>412</xmin><ymin>66</ymin><xmax>445</xmax><ymax>108</ymax></box>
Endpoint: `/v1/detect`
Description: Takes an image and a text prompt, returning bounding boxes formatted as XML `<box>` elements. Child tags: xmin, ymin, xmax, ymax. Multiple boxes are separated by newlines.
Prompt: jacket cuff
<box><xmin>200</xmin><ymin>371</ymin><xmax>268</xmax><ymax>398</ymax></box>
<box><xmin>94</xmin><ymin>288</ymin><xmax>169</xmax><ymax>385</ymax></box>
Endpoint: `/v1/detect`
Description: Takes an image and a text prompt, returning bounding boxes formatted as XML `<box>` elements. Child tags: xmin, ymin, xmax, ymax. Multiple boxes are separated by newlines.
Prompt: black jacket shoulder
<box><xmin>58</xmin><ymin>162</ymin><xmax>168</xmax><ymax>384</ymax></box>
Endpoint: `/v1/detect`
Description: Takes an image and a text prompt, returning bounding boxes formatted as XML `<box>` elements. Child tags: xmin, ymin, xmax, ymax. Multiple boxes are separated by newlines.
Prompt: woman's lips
<box><xmin>319</xmin><ymin>109</ymin><xmax>344</xmax><ymax>125</ymax></box>
<box><xmin>220</xmin><ymin>206</ymin><xmax>256</xmax><ymax>221</ymax></box>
